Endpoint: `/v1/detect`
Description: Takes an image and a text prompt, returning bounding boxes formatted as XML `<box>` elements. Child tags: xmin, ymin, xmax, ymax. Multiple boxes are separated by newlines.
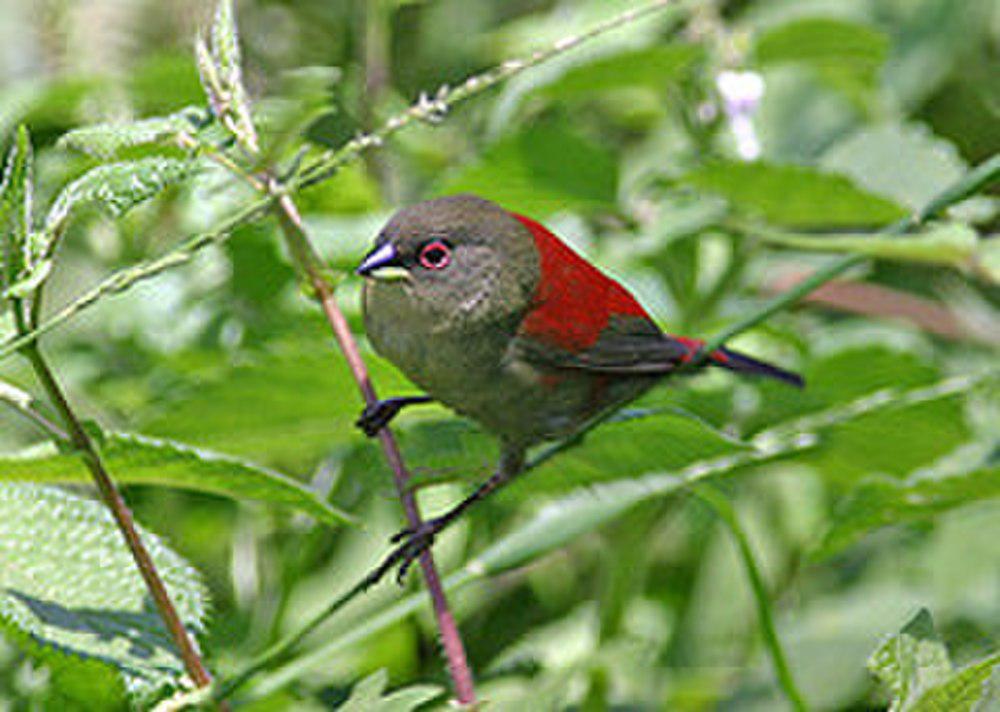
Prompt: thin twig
<box><xmin>292</xmin><ymin>0</ymin><xmax>675</xmax><ymax>190</ymax></box>
<box><xmin>0</xmin><ymin>378</ymin><xmax>69</xmax><ymax>441</ymax></box>
<box><xmin>269</xmin><ymin>188</ymin><xmax>477</xmax><ymax>704</ymax></box>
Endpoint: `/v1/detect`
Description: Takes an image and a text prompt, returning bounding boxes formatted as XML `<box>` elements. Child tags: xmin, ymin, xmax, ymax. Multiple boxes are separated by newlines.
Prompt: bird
<box><xmin>356</xmin><ymin>194</ymin><xmax>802</xmax><ymax>581</ymax></box>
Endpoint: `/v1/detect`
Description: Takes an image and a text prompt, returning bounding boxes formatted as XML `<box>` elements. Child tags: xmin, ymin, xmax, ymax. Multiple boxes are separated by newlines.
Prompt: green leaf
<box><xmin>437</xmin><ymin>119</ymin><xmax>618</xmax><ymax>216</ymax></box>
<box><xmin>0</xmin><ymin>483</ymin><xmax>207</xmax><ymax>701</ymax></box>
<box><xmin>821</xmin><ymin>124</ymin><xmax>971</xmax><ymax>213</ymax></box>
<box><xmin>539</xmin><ymin>44</ymin><xmax>702</xmax><ymax>100</ymax></box>
<box><xmin>816</xmin><ymin>467</ymin><xmax>1000</xmax><ymax>559</ymax></box>
<box><xmin>754</xmin><ymin>18</ymin><xmax>888</xmax><ymax>104</ymax></box>
<box><xmin>910</xmin><ymin>653</ymin><xmax>1000</xmax><ymax>712</ymax></box>
<box><xmin>756</xmin><ymin>222</ymin><xmax>979</xmax><ymax>268</ymax></box>
<box><xmin>198</xmin><ymin>0</ymin><xmax>258</xmax><ymax>153</ymax></box>
<box><xmin>143</xmin><ymin>339</ymin><xmax>410</xmax><ymax>470</ymax></box>
<box><xmin>44</xmin><ymin>157</ymin><xmax>192</xmax><ymax>235</ymax></box>
<box><xmin>349</xmin><ymin>409</ymin><xmax>749</xmax><ymax>498</ymax></box>
<box><xmin>800</xmin><ymin>387</ymin><xmax>974</xmax><ymax>485</ymax></box>
<box><xmin>683</xmin><ymin>160</ymin><xmax>906</xmax><ymax>229</ymax></box>
<box><xmin>0</xmin><ymin>125</ymin><xmax>34</xmax><ymax>295</ymax></box>
<box><xmin>0</xmin><ymin>430</ymin><xmax>355</xmax><ymax>527</ymax></box>
<box><xmin>335</xmin><ymin>669</ymin><xmax>442</xmax><ymax>712</ymax></box>
<box><xmin>57</xmin><ymin>107</ymin><xmax>205</xmax><ymax>160</ymax></box>
<box><xmin>868</xmin><ymin>609</ymin><xmax>953</xmax><ymax>711</ymax></box>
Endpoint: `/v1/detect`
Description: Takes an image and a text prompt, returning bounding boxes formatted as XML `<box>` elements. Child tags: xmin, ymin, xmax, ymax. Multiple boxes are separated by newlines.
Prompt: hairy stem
<box><xmin>269</xmin><ymin>187</ymin><xmax>477</xmax><ymax>705</ymax></box>
<box><xmin>18</xmin><ymin>341</ymin><xmax>214</xmax><ymax>691</ymax></box>
<box><xmin>695</xmin><ymin>484</ymin><xmax>809</xmax><ymax>712</ymax></box>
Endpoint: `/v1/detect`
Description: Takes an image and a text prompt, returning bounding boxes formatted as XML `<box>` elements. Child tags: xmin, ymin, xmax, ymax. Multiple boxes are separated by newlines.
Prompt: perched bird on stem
<box><xmin>356</xmin><ymin>194</ymin><xmax>801</xmax><ymax>581</ymax></box>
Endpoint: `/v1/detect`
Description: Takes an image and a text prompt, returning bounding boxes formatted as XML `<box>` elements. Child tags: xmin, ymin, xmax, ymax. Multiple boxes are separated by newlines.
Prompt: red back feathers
<box><xmin>512</xmin><ymin>213</ymin><xmax>649</xmax><ymax>352</ymax></box>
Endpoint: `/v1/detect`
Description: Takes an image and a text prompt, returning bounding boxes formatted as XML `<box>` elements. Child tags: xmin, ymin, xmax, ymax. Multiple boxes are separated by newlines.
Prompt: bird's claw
<box><xmin>385</xmin><ymin>518</ymin><xmax>445</xmax><ymax>585</ymax></box>
<box><xmin>355</xmin><ymin>400</ymin><xmax>404</xmax><ymax>438</ymax></box>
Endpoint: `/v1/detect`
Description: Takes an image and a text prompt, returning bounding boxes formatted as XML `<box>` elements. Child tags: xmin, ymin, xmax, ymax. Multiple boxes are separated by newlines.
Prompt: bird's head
<box><xmin>357</xmin><ymin>194</ymin><xmax>540</xmax><ymax>323</ymax></box>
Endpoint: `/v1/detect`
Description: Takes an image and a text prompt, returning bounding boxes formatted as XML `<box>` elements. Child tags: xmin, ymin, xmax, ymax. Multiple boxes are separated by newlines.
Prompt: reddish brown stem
<box><xmin>272</xmin><ymin>192</ymin><xmax>477</xmax><ymax>705</ymax></box>
<box><xmin>22</xmin><ymin>343</ymin><xmax>214</xmax><ymax>692</ymax></box>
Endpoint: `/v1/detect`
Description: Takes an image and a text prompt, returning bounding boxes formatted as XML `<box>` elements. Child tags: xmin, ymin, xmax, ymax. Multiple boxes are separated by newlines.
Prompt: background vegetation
<box><xmin>0</xmin><ymin>0</ymin><xmax>997</xmax><ymax>709</ymax></box>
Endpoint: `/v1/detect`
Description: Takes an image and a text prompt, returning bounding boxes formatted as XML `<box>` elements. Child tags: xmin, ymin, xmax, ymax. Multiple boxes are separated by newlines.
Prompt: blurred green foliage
<box><xmin>0</xmin><ymin>0</ymin><xmax>997</xmax><ymax>709</ymax></box>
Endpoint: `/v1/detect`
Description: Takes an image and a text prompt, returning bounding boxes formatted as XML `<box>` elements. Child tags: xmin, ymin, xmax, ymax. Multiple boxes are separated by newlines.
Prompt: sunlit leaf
<box><xmin>0</xmin><ymin>431</ymin><xmax>355</xmax><ymax>527</ymax></box>
<box><xmin>437</xmin><ymin>119</ymin><xmax>617</xmax><ymax>216</ymax></box>
<box><xmin>57</xmin><ymin>107</ymin><xmax>205</xmax><ymax>159</ymax></box>
<box><xmin>0</xmin><ymin>483</ymin><xmax>206</xmax><ymax>701</ymax></box>
<box><xmin>45</xmin><ymin>158</ymin><xmax>193</xmax><ymax>235</ymax></box>
<box><xmin>868</xmin><ymin>609</ymin><xmax>952</xmax><ymax>710</ymax></box>
<box><xmin>539</xmin><ymin>44</ymin><xmax>702</xmax><ymax>100</ymax></box>
<box><xmin>683</xmin><ymin>160</ymin><xmax>906</xmax><ymax>229</ymax></box>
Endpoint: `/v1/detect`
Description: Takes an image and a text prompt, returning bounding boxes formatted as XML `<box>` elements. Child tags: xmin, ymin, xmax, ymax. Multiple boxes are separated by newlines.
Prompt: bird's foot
<box><xmin>374</xmin><ymin>516</ymin><xmax>448</xmax><ymax>586</ymax></box>
<box><xmin>355</xmin><ymin>396</ymin><xmax>432</xmax><ymax>437</ymax></box>
<box><xmin>355</xmin><ymin>398</ymin><xmax>407</xmax><ymax>437</ymax></box>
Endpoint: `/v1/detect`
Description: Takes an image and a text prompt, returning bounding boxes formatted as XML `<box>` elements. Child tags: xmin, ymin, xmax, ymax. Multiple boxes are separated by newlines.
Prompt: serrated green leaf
<box><xmin>200</xmin><ymin>0</ymin><xmax>258</xmax><ymax>154</ymax></box>
<box><xmin>816</xmin><ymin>467</ymin><xmax>1000</xmax><ymax>559</ymax></box>
<box><xmin>45</xmin><ymin>157</ymin><xmax>192</xmax><ymax>234</ymax></box>
<box><xmin>756</xmin><ymin>222</ymin><xmax>979</xmax><ymax>268</ymax></box>
<box><xmin>0</xmin><ymin>125</ymin><xmax>34</xmax><ymax>294</ymax></box>
<box><xmin>336</xmin><ymin>669</ymin><xmax>442</xmax><ymax>712</ymax></box>
<box><xmin>683</xmin><ymin>160</ymin><xmax>906</xmax><ymax>229</ymax></box>
<box><xmin>0</xmin><ymin>483</ymin><xmax>207</xmax><ymax>701</ymax></box>
<box><xmin>539</xmin><ymin>44</ymin><xmax>702</xmax><ymax>100</ymax></box>
<box><xmin>910</xmin><ymin>653</ymin><xmax>1000</xmax><ymax>712</ymax></box>
<box><xmin>436</xmin><ymin>119</ymin><xmax>617</xmax><ymax>216</ymax></box>
<box><xmin>57</xmin><ymin>107</ymin><xmax>204</xmax><ymax>159</ymax></box>
<box><xmin>0</xmin><ymin>430</ymin><xmax>355</xmax><ymax>527</ymax></box>
<box><xmin>868</xmin><ymin>609</ymin><xmax>953</xmax><ymax>711</ymax></box>
<box><xmin>755</xmin><ymin>18</ymin><xmax>888</xmax><ymax>104</ymax></box>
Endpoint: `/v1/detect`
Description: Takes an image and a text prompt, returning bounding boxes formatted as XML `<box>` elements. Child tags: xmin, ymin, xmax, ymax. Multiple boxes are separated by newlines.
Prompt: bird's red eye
<box><xmin>418</xmin><ymin>241</ymin><xmax>452</xmax><ymax>270</ymax></box>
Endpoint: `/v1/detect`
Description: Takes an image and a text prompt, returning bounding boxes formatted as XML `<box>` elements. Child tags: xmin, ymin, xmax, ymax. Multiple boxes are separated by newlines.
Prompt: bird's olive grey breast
<box><xmin>362</xmin><ymin>245</ymin><xmax>531</xmax><ymax>404</ymax></box>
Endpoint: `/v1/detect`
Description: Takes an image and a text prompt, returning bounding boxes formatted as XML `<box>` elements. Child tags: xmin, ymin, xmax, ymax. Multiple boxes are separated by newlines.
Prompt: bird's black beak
<box><xmin>356</xmin><ymin>242</ymin><xmax>407</xmax><ymax>281</ymax></box>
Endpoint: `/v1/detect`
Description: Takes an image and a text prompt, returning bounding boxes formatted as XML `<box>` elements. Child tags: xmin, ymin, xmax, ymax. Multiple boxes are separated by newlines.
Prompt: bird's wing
<box><xmin>514</xmin><ymin>315</ymin><xmax>694</xmax><ymax>375</ymax></box>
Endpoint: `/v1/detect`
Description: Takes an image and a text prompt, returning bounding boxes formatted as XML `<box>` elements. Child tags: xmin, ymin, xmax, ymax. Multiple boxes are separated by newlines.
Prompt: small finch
<box><xmin>357</xmin><ymin>194</ymin><xmax>801</xmax><ymax>579</ymax></box>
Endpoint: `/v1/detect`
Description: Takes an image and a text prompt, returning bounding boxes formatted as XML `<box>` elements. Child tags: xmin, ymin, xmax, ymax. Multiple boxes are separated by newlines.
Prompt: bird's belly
<box><xmin>364</xmin><ymin>282</ymin><xmax>656</xmax><ymax>446</ymax></box>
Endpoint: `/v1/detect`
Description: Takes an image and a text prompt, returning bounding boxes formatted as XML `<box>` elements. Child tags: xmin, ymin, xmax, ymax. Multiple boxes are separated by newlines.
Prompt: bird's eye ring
<box><xmin>418</xmin><ymin>240</ymin><xmax>452</xmax><ymax>270</ymax></box>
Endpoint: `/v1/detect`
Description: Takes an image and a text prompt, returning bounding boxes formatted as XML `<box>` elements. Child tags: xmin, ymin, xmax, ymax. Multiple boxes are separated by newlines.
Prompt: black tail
<box><xmin>710</xmin><ymin>347</ymin><xmax>804</xmax><ymax>388</ymax></box>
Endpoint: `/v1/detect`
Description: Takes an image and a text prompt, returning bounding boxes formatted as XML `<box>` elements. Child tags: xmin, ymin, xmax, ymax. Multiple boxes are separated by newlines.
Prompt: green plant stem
<box><xmin>695</xmin><ymin>484</ymin><xmax>808</xmax><ymax>712</ymax></box>
<box><xmin>16</xmin><ymin>340</ymin><xmax>215</xmax><ymax>692</ymax></box>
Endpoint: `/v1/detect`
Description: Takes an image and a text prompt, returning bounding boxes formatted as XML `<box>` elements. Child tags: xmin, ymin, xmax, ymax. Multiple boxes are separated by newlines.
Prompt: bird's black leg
<box><xmin>374</xmin><ymin>447</ymin><xmax>526</xmax><ymax>585</ymax></box>
<box><xmin>355</xmin><ymin>395</ymin><xmax>434</xmax><ymax>437</ymax></box>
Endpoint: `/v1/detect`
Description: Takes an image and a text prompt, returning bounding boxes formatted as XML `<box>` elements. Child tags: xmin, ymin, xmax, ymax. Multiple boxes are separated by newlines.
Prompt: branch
<box><xmin>268</xmin><ymin>187</ymin><xmax>477</xmax><ymax>705</ymax></box>
<box><xmin>0</xmin><ymin>377</ymin><xmax>69</xmax><ymax>441</ymax></box>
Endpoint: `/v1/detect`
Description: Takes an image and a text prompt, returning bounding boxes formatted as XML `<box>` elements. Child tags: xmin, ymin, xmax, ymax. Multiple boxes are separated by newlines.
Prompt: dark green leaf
<box><xmin>0</xmin><ymin>431</ymin><xmax>355</xmax><ymax>527</ymax></box>
<box><xmin>683</xmin><ymin>161</ymin><xmax>906</xmax><ymax>229</ymax></box>
<box><xmin>755</xmin><ymin>18</ymin><xmax>888</xmax><ymax>103</ymax></box>
<box><xmin>0</xmin><ymin>483</ymin><xmax>207</xmax><ymax>701</ymax></box>
<box><xmin>143</xmin><ymin>339</ymin><xmax>410</xmax><ymax>470</ymax></box>
<box><xmin>540</xmin><ymin>45</ymin><xmax>702</xmax><ymax>100</ymax></box>
<box><xmin>816</xmin><ymin>467</ymin><xmax>1000</xmax><ymax>559</ymax></box>
<box><xmin>437</xmin><ymin>120</ymin><xmax>618</xmax><ymax>216</ymax></box>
